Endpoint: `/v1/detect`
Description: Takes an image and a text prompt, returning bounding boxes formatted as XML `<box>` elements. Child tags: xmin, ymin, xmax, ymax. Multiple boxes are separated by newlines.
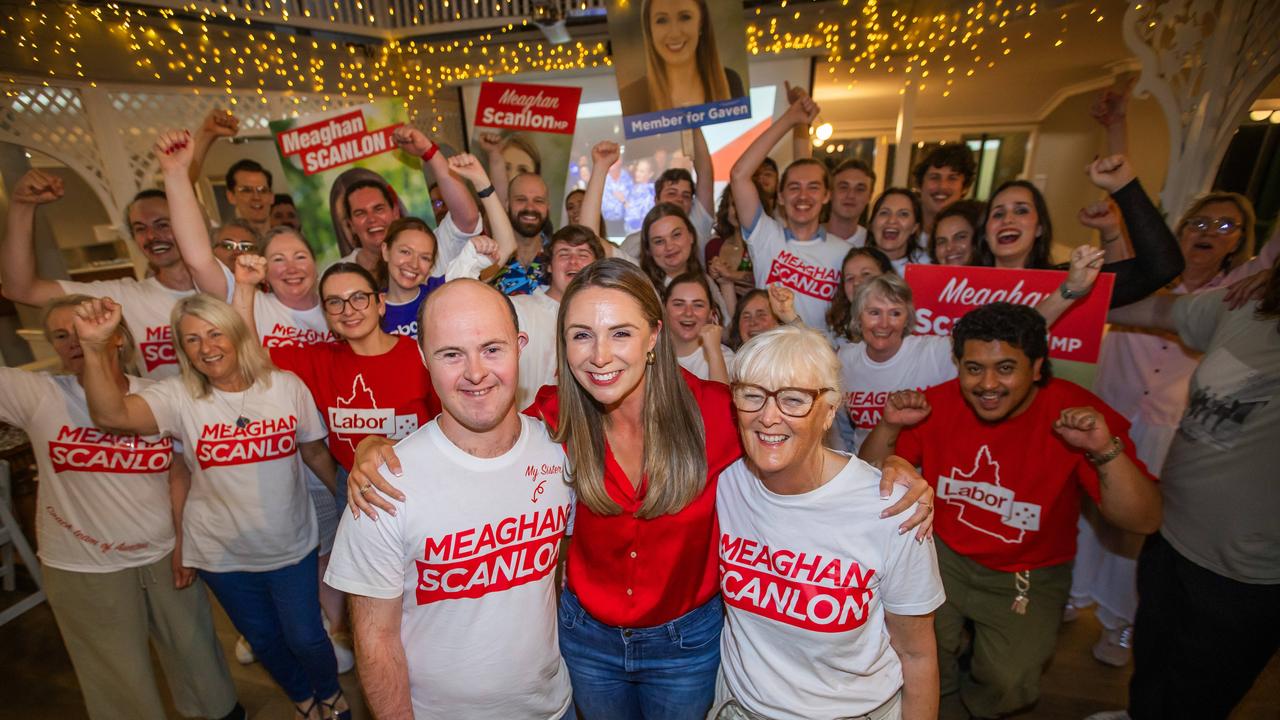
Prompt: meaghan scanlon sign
<box><xmin>904</xmin><ymin>265</ymin><xmax>1116</xmax><ymax>364</ymax></box>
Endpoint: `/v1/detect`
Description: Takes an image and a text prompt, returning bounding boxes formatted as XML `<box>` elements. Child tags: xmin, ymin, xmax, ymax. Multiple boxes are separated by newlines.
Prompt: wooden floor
<box><xmin>1</xmin><ymin>571</ymin><xmax>1277</xmax><ymax>719</ymax></box>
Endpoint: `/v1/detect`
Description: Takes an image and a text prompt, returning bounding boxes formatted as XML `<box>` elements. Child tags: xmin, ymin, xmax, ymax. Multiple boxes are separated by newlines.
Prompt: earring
<box><xmin>646</xmin><ymin>350</ymin><xmax>656</xmax><ymax>365</ymax></box>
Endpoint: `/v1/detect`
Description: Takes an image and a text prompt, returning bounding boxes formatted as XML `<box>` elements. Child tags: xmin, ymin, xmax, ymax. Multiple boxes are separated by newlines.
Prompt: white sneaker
<box><xmin>330</xmin><ymin>630</ymin><xmax>355</xmax><ymax>674</ymax></box>
<box><xmin>1092</xmin><ymin>625</ymin><xmax>1134</xmax><ymax>667</ymax></box>
<box><xmin>1083</xmin><ymin>711</ymin><xmax>1130</xmax><ymax>720</ymax></box>
<box><xmin>1063</xmin><ymin>598</ymin><xmax>1091</xmax><ymax>623</ymax></box>
<box><xmin>234</xmin><ymin>635</ymin><xmax>256</xmax><ymax>665</ymax></box>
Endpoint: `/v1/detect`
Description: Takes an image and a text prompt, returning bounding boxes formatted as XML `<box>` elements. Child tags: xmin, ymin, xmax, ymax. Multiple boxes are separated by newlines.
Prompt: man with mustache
<box><xmin>1</xmin><ymin>169</ymin><xmax>196</xmax><ymax>380</ymax></box>
<box><xmin>860</xmin><ymin>303</ymin><xmax>1161</xmax><ymax>719</ymax></box>
<box><xmin>490</xmin><ymin>172</ymin><xmax>554</xmax><ymax>296</ymax></box>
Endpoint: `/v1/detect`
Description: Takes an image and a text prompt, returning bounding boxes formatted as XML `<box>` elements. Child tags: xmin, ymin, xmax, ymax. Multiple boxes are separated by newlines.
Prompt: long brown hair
<box><xmin>641</xmin><ymin>0</ymin><xmax>731</xmax><ymax>108</ymax></box>
<box><xmin>551</xmin><ymin>259</ymin><xmax>707</xmax><ymax>518</ymax></box>
<box><xmin>640</xmin><ymin>202</ymin><xmax>703</xmax><ymax>289</ymax></box>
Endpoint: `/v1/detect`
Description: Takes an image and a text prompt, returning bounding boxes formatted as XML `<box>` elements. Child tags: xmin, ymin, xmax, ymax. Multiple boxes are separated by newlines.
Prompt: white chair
<box><xmin>0</xmin><ymin>460</ymin><xmax>45</xmax><ymax>626</ymax></box>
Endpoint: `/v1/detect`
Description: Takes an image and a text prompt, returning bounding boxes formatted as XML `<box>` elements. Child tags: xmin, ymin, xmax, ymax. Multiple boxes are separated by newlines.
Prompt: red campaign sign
<box><xmin>273</xmin><ymin>108</ymin><xmax>403</xmax><ymax>175</ymax></box>
<box><xmin>903</xmin><ymin>265</ymin><xmax>1115</xmax><ymax>364</ymax></box>
<box><xmin>473</xmin><ymin>81</ymin><xmax>582</xmax><ymax>135</ymax></box>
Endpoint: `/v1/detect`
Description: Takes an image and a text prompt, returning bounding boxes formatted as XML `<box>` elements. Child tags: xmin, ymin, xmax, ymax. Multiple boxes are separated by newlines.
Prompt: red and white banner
<box><xmin>274</xmin><ymin>108</ymin><xmax>403</xmax><ymax>175</ymax></box>
<box><xmin>473</xmin><ymin>82</ymin><xmax>582</xmax><ymax>135</ymax></box>
<box><xmin>904</xmin><ymin>265</ymin><xmax>1115</xmax><ymax>364</ymax></box>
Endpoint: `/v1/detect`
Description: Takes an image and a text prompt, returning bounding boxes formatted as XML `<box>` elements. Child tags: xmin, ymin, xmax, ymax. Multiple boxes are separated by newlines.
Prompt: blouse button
<box><xmin>630</xmin><ymin>551</ymin><xmax>637</xmax><ymax>559</ymax></box>
<box><xmin>626</xmin><ymin>588</ymin><xmax>633</xmax><ymax>596</ymax></box>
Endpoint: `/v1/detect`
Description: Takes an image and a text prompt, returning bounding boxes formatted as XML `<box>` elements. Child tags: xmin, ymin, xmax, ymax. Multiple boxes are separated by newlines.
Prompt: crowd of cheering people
<box><xmin>1</xmin><ymin>79</ymin><xmax>1277</xmax><ymax>720</ymax></box>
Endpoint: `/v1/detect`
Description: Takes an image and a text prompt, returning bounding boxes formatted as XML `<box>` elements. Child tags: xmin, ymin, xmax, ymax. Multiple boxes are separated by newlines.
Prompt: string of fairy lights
<box><xmin>1</xmin><ymin>0</ymin><xmax>1112</xmax><ymax>130</ymax></box>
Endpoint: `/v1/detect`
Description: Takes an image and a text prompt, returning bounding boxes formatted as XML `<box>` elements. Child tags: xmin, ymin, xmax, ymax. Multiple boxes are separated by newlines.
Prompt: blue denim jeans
<box><xmin>559</xmin><ymin>588</ymin><xmax>723</xmax><ymax>720</ymax></box>
<box><xmin>199</xmin><ymin>548</ymin><xmax>339</xmax><ymax>704</ymax></box>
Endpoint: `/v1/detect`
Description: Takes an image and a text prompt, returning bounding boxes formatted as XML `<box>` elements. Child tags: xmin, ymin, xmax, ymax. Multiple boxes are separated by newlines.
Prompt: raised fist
<box><xmin>882</xmin><ymin>390</ymin><xmax>931</xmax><ymax>428</ymax></box>
<box><xmin>11</xmin><ymin>169</ymin><xmax>64</xmax><ymax>206</ymax></box>
<box><xmin>153</xmin><ymin>130</ymin><xmax>194</xmax><ymax>173</ymax></box>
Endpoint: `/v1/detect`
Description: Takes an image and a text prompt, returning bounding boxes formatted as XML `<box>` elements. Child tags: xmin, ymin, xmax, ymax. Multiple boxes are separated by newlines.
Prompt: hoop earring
<box><xmin>646</xmin><ymin>350</ymin><xmax>656</xmax><ymax>365</ymax></box>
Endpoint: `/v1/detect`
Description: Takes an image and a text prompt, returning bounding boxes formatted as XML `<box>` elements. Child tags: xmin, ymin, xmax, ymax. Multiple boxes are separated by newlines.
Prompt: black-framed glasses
<box><xmin>216</xmin><ymin>240</ymin><xmax>256</xmax><ymax>253</ymax></box>
<box><xmin>322</xmin><ymin>292</ymin><xmax>374</xmax><ymax>315</ymax></box>
<box><xmin>730</xmin><ymin>383</ymin><xmax>833</xmax><ymax>418</ymax></box>
<box><xmin>1185</xmin><ymin>216</ymin><xmax>1240</xmax><ymax>235</ymax></box>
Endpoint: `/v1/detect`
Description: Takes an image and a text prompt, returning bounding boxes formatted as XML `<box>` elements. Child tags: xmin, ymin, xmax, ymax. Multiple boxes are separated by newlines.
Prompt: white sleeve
<box><xmin>442</xmin><ymin>241</ymin><xmax>495</xmax><ymax>281</ymax></box>
<box><xmin>741</xmin><ymin>212</ymin><xmax>786</xmax><ymax>289</ymax></box>
<box><xmin>324</xmin><ymin>484</ymin><xmax>408</xmax><ymax>599</ymax></box>
<box><xmin>432</xmin><ymin>212</ymin><xmax>483</xmax><ymax>277</ymax></box>
<box><xmin>878</xmin><ymin>489</ymin><xmax>946</xmax><ymax>616</ymax></box>
<box><xmin>135</xmin><ymin>376</ymin><xmax>186</xmax><ymax>437</ymax></box>
<box><xmin>0</xmin><ymin>368</ymin><xmax>45</xmax><ymax>426</ymax></box>
<box><xmin>925</xmin><ymin>335</ymin><xmax>959</xmax><ymax>385</ymax></box>
<box><xmin>690</xmin><ymin>200</ymin><xmax>715</xmax><ymax>258</ymax></box>
<box><xmin>215</xmin><ymin>262</ymin><xmax>236</xmax><ymax>303</ymax></box>
<box><xmin>284</xmin><ymin>373</ymin><xmax>328</xmax><ymax>443</ymax></box>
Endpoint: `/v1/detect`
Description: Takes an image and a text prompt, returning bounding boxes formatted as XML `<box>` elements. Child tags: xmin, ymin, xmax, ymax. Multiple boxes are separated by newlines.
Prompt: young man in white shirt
<box><xmin>325</xmin><ymin>279</ymin><xmax>574</xmax><ymax>720</ymax></box>
<box><xmin>827</xmin><ymin>159</ymin><xmax>875</xmax><ymax>247</ymax></box>
<box><xmin>1</xmin><ymin>169</ymin><xmax>196</xmax><ymax>380</ymax></box>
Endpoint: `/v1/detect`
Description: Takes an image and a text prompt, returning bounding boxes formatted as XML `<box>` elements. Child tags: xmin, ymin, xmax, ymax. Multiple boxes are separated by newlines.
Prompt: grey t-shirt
<box><xmin>1159</xmin><ymin>288</ymin><xmax>1280</xmax><ymax>584</ymax></box>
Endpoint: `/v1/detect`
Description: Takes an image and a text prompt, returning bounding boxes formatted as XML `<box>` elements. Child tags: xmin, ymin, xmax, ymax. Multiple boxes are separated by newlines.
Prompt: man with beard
<box><xmin>2</xmin><ymin>169</ymin><xmax>196</xmax><ymax>380</ymax></box>
<box><xmin>339</xmin><ymin>127</ymin><xmax>482</xmax><ymax>276</ymax></box>
<box><xmin>491</xmin><ymin>172</ymin><xmax>554</xmax><ymax>296</ymax></box>
<box><xmin>859</xmin><ymin>303</ymin><xmax>1161</xmax><ymax>719</ymax></box>
<box><xmin>325</xmin><ymin>279</ymin><xmax>574</xmax><ymax>720</ymax></box>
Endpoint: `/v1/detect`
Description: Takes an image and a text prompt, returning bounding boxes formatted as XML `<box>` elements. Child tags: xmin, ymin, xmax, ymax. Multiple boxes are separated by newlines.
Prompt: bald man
<box><xmin>324</xmin><ymin>280</ymin><xmax>573</xmax><ymax>720</ymax></box>
<box><xmin>491</xmin><ymin>174</ymin><xmax>553</xmax><ymax>296</ymax></box>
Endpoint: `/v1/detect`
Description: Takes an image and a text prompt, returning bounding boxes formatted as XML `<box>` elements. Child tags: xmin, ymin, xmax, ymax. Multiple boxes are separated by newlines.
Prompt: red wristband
<box><xmin>421</xmin><ymin>143</ymin><xmax>439</xmax><ymax>162</ymax></box>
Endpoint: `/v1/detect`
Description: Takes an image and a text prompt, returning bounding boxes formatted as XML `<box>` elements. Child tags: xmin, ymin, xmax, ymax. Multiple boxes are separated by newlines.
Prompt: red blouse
<box><xmin>530</xmin><ymin>372</ymin><xmax>742</xmax><ymax>628</ymax></box>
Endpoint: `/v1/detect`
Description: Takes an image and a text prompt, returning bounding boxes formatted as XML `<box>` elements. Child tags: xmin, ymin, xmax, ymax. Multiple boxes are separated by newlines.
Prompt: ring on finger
<box><xmin>359</xmin><ymin>484</ymin><xmax>373</xmax><ymax>494</ymax></box>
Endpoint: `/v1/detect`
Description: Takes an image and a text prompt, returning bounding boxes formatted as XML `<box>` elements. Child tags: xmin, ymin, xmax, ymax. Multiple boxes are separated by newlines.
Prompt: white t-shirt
<box><xmin>0</xmin><ymin>370</ymin><xmax>175</xmax><ymax>573</ymax></box>
<box><xmin>830</xmin><ymin>225</ymin><xmax>867</xmax><ymax>248</ymax></box>
<box><xmin>58</xmin><ymin>276</ymin><xmax>195</xmax><ymax>379</ymax></box>
<box><xmin>512</xmin><ymin>287</ymin><xmax>560</xmax><ymax>412</ymax></box>
<box><xmin>215</xmin><ymin>263</ymin><xmax>334</xmax><ymax>348</ymax></box>
<box><xmin>889</xmin><ymin>254</ymin><xmax>932</xmax><ymax>276</ymax></box>
<box><xmin>618</xmin><ymin>199</ymin><xmax>716</xmax><ymax>263</ymax></box>
<box><xmin>429</xmin><ymin>211</ymin><xmax>485</xmax><ymax>278</ymax></box>
<box><xmin>743</xmin><ymin>212</ymin><xmax>850</xmax><ymax>330</ymax></box>
<box><xmin>717</xmin><ymin>455</ymin><xmax>945</xmax><ymax>720</ymax></box>
<box><xmin>837</xmin><ymin>335</ymin><xmax>956</xmax><ymax>453</ymax></box>
<box><xmin>324</xmin><ymin>415</ymin><xmax>573</xmax><ymax>720</ymax></box>
<box><xmin>138</xmin><ymin>371</ymin><xmax>325</xmax><ymax>572</ymax></box>
<box><xmin>678</xmin><ymin>344</ymin><xmax>736</xmax><ymax>381</ymax></box>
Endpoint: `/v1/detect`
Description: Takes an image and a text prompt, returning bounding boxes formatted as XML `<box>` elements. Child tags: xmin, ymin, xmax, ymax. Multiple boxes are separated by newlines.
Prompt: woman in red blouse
<box><xmin>349</xmin><ymin>259</ymin><xmax>932</xmax><ymax>719</ymax></box>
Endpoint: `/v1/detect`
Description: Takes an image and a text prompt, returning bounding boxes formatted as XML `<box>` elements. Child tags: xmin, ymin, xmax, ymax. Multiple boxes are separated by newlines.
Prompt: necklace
<box><xmin>215</xmin><ymin>385</ymin><xmax>251</xmax><ymax>429</ymax></box>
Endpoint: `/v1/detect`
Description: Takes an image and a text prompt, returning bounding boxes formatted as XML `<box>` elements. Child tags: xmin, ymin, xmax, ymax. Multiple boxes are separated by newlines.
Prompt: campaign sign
<box><xmin>270</xmin><ymin>100</ymin><xmax>432</xmax><ymax>264</ymax></box>
<box><xmin>606</xmin><ymin>0</ymin><xmax>751</xmax><ymax>139</ymax></box>
<box><xmin>474</xmin><ymin>82</ymin><xmax>582</xmax><ymax>136</ymax></box>
<box><xmin>904</xmin><ymin>265</ymin><xmax>1115</xmax><ymax>364</ymax></box>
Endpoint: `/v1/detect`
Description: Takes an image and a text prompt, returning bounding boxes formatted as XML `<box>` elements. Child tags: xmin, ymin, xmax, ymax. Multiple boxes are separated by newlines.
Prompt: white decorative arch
<box><xmin>1124</xmin><ymin>0</ymin><xmax>1280</xmax><ymax>220</ymax></box>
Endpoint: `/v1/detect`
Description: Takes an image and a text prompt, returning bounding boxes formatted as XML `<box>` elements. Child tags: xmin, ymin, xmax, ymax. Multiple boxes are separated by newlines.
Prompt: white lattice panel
<box><xmin>0</xmin><ymin>85</ymin><xmax>114</xmax><ymax>212</ymax></box>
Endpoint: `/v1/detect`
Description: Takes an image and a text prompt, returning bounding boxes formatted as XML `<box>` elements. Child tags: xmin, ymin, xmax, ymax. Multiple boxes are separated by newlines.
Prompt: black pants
<box><xmin>1128</xmin><ymin>532</ymin><xmax>1280</xmax><ymax>719</ymax></box>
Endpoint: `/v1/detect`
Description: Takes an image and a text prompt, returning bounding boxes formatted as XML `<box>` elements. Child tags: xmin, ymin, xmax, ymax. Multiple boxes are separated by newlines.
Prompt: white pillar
<box><xmin>891</xmin><ymin>80</ymin><xmax>919</xmax><ymax>187</ymax></box>
<box><xmin>79</xmin><ymin>86</ymin><xmax>148</xmax><ymax>278</ymax></box>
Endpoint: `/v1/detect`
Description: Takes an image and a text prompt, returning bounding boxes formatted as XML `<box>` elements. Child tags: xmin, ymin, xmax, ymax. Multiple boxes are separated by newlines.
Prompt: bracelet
<box><xmin>1086</xmin><ymin>436</ymin><xmax>1125</xmax><ymax>466</ymax></box>
<box><xmin>1058</xmin><ymin>282</ymin><xmax>1088</xmax><ymax>300</ymax></box>
<box><xmin>421</xmin><ymin>143</ymin><xmax>439</xmax><ymax>162</ymax></box>
<box><xmin>476</xmin><ymin>184</ymin><xmax>496</xmax><ymax>199</ymax></box>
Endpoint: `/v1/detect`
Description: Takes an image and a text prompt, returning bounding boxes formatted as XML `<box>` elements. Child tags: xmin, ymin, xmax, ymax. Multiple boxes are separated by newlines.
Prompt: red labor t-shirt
<box><xmin>529</xmin><ymin>371</ymin><xmax>742</xmax><ymax>628</ymax></box>
<box><xmin>270</xmin><ymin>335</ymin><xmax>440</xmax><ymax>471</ymax></box>
<box><xmin>894</xmin><ymin>378</ymin><xmax>1152</xmax><ymax>573</ymax></box>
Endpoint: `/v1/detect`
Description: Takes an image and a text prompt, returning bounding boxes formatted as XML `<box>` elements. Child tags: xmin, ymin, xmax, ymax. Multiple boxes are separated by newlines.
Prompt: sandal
<box><xmin>319</xmin><ymin>689</ymin><xmax>352</xmax><ymax>720</ymax></box>
<box><xmin>295</xmin><ymin>698</ymin><xmax>320</xmax><ymax>719</ymax></box>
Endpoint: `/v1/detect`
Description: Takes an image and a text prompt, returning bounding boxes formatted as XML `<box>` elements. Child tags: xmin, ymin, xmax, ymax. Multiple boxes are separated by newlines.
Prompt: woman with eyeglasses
<box><xmin>1067</xmin><ymin>194</ymin><xmax>1279</xmax><ymax>667</ymax></box>
<box><xmin>711</xmin><ymin>324</ymin><xmax>944</xmax><ymax>720</ymax></box>
<box><xmin>346</xmin><ymin>259</ymin><xmax>937</xmax><ymax>719</ymax></box>
<box><xmin>74</xmin><ymin>293</ymin><xmax>348</xmax><ymax>720</ymax></box>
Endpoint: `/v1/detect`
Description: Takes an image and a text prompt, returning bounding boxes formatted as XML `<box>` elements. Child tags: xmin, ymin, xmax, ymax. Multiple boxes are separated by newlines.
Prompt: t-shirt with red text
<box><xmin>837</xmin><ymin>335</ymin><xmax>955</xmax><ymax>453</ymax></box>
<box><xmin>743</xmin><ymin>211</ymin><xmax>851</xmax><ymax>330</ymax></box>
<box><xmin>270</xmin><ymin>335</ymin><xmax>439</xmax><ymax>470</ymax></box>
<box><xmin>894</xmin><ymin>379</ymin><xmax>1151</xmax><ymax>572</ymax></box>
<box><xmin>717</xmin><ymin>455</ymin><xmax>944</xmax><ymax>719</ymax></box>
<box><xmin>215</xmin><ymin>262</ymin><xmax>335</xmax><ymax>348</ymax></box>
<box><xmin>138</xmin><ymin>371</ymin><xmax>326</xmax><ymax>572</ymax></box>
<box><xmin>324</xmin><ymin>415</ymin><xmax>573</xmax><ymax>720</ymax></box>
<box><xmin>59</xmin><ymin>276</ymin><xmax>195</xmax><ymax>379</ymax></box>
<box><xmin>0</xmin><ymin>369</ymin><xmax>174</xmax><ymax>573</ymax></box>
